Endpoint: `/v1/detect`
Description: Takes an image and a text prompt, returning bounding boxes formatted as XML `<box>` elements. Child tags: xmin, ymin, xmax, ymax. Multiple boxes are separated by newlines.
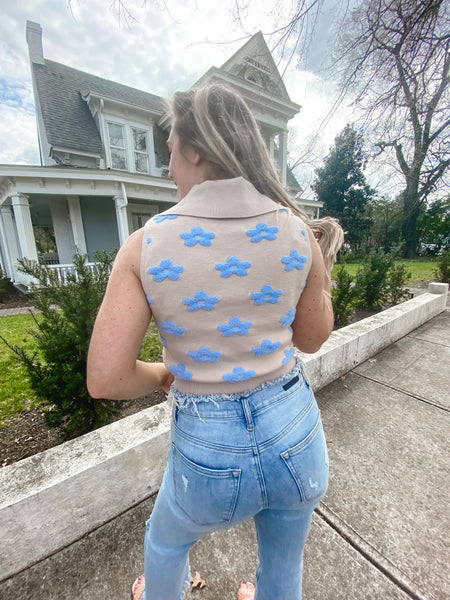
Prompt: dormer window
<box><xmin>108</xmin><ymin>123</ymin><xmax>128</xmax><ymax>170</ymax></box>
<box><xmin>132</xmin><ymin>128</ymin><xmax>149</xmax><ymax>173</ymax></box>
<box><xmin>106</xmin><ymin>121</ymin><xmax>151</xmax><ymax>174</ymax></box>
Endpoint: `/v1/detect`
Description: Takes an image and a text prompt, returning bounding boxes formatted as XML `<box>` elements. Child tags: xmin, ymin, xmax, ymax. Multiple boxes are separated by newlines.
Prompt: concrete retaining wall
<box><xmin>1</xmin><ymin>283</ymin><xmax>447</xmax><ymax>582</ymax></box>
<box><xmin>299</xmin><ymin>283</ymin><xmax>449</xmax><ymax>391</ymax></box>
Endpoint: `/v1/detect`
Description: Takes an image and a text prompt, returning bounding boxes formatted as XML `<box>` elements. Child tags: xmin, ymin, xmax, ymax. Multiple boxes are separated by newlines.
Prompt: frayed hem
<box><xmin>170</xmin><ymin>358</ymin><xmax>306</xmax><ymax>411</ymax></box>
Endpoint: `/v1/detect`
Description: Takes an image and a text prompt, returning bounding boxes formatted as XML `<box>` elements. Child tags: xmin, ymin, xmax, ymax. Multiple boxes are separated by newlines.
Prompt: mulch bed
<box><xmin>0</xmin><ymin>391</ymin><xmax>166</xmax><ymax>467</ymax></box>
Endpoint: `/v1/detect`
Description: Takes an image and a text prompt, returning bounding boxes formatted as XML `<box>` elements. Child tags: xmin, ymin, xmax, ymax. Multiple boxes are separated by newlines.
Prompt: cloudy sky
<box><xmin>0</xmin><ymin>0</ymin><xmax>365</xmax><ymax>196</ymax></box>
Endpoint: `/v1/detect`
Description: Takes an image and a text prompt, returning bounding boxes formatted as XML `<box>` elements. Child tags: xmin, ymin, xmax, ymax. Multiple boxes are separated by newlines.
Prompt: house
<box><xmin>0</xmin><ymin>21</ymin><xmax>323</xmax><ymax>287</ymax></box>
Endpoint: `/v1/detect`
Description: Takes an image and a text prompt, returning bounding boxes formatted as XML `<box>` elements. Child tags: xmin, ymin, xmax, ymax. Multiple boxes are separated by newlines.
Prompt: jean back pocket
<box><xmin>280</xmin><ymin>417</ymin><xmax>329</xmax><ymax>503</ymax></box>
<box><xmin>172</xmin><ymin>444</ymin><xmax>241</xmax><ymax>525</ymax></box>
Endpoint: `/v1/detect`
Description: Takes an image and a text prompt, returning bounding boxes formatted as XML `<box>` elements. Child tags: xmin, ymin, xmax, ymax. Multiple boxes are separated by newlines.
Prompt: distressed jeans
<box><xmin>144</xmin><ymin>366</ymin><xmax>329</xmax><ymax>600</ymax></box>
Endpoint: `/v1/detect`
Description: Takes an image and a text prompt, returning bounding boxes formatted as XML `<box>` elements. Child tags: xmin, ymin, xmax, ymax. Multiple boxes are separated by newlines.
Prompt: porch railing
<box><xmin>46</xmin><ymin>262</ymin><xmax>103</xmax><ymax>283</ymax></box>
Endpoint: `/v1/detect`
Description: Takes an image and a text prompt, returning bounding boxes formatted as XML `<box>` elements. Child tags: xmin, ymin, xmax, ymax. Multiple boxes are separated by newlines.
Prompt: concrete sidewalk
<box><xmin>1</xmin><ymin>308</ymin><xmax>449</xmax><ymax>600</ymax></box>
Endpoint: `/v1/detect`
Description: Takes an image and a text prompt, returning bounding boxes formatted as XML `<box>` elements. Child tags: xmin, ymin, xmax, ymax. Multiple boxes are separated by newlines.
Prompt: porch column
<box><xmin>269</xmin><ymin>135</ymin><xmax>275</xmax><ymax>162</ymax></box>
<box><xmin>0</xmin><ymin>206</ymin><xmax>19</xmax><ymax>280</ymax></box>
<box><xmin>67</xmin><ymin>195</ymin><xmax>87</xmax><ymax>255</ymax></box>
<box><xmin>11</xmin><ymin>194</ymin><xmax>39</xmax><ymax>261</ymax></box>
<box><xmin>49</xmin><ymin>199</ymin><xmax>75</xmax><ymax>264</ymax></box>
<box><xmin>278</xmin><ymin>129</ymin><xmax>288</xmax><ymax>187</ymax></box>
<box><xmin>114</xmin><ymin>194</ymin><xmax>130</xmax><ymax>246</ymax></box>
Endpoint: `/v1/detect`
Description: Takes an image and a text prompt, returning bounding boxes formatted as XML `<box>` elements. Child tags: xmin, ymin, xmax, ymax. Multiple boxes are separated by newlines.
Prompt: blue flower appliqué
<box><xmin>182</xmin><ymin>291</ymin><xmax>219</xmax><ymax>311</ymax></box>
<box><xmin>146</xmin><ymin>236</ymin><xmax>151</xmax><ymax>244</ymax></box>
<box><xmin>148</xmin><ymin>259</ymin><xmax>184</xmax><ymax>282</ymax></box>
<box><xmin>158</xmin><ymin>320</ymin><xmax>185</xmax><ymax>337</ymax></box>
<box><xmin>280</xmin><ymin>308</ymin><xmax>296</xmax><ymax>327</ymax></box>
<box><xmin>180</xmin><ymin>226</ymin><xmax>216</xmax><ymax>247</ymax></box>
<box><xmin>282</xmin><ymin>348</ymin><xmax>295</xmax><ymax>365</ymax></box>
<box><xmin>250</xmin><ymin>285</ymin><xmax>283</xmax><ymax>305</ymax></box>
<box><xmin>246</xmin><ymin>222</ymin><xmax>279</xmax><ymax>243</ymax></box>
<box><xmin>188</xmin><ymin>346</ymin><xmax>222</xmax><ymax>363</ymax></box>
<box><xmin>217</xmin><ymin>317</ymin><xmax>252</xmax><ymax>337</ymax></box>
<box><xmin>252</xmin><ymin>339</ymin><xmax>281</xmax><ymax>356</ymax></box>
<box><xmin>153</xmin><ymin>214</ymin><xmax>178</xmax><ymax>223</ymax></box>
<box><xmin>146</xmin><ymin>296</ymin><xmax>154</xmax><ymax>307</ymax></box>
<box><xmin>215</xmin><ymin>256</ymin><xmax>251</xmax><ymax>278</ymax></box>
<box><xmin>281</xmin><ymin>249</ymin><xmax>307</xmax><ymax>272</ymax></box>
<box><xmin>169</xmin><ymin>363</ymin><xmax>192</xmax><ymax>380</ymax></box>
<box><xmin>222</xmin><ymin>367</ymin><xmax>256</xmax><ymax>383</ymax></box>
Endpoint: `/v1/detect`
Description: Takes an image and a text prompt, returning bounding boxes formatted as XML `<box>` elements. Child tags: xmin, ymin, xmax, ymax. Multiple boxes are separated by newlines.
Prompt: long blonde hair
<box><xmin>168</xmin><ymin>84</ymin><xmax>343</xmax><ymax>273</ymax></box>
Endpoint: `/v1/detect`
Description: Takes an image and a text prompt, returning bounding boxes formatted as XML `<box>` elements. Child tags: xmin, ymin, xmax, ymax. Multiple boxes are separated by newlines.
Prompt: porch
<box><xmin>0</xmin><ymin>165</ymin><xmax>177</xmax><ymax>287</ymax></box>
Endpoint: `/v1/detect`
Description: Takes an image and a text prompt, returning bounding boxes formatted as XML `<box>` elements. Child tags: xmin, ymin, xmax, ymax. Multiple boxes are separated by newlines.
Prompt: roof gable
<box><xmin>219</xmin><ymin>32</ymin><xmax>291</xmax><ymax>102</ymax></box>
<box><xmin>32</xmin><ymin>59</ymin><xmax>166</xmax><ymax>157</ymax></box>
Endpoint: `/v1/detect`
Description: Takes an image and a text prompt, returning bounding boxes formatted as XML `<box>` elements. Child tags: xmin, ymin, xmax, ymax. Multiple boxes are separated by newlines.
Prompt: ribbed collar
<box><xmin>163</xmin><ymin>177</ymin><xmax>279</xmax><ymax>219</ymax></box>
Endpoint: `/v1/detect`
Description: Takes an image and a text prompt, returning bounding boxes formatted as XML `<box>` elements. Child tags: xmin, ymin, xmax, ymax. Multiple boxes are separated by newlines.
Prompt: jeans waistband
<box><xmin>168</xmin><ymin>358</ymin><xmax>310</xmax><ymax>412</ymax></box>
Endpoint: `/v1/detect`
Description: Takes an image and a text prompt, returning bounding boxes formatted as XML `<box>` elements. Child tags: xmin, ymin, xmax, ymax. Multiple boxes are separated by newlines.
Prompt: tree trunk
<box><xmin>401</xmin><ymin>174</ymin><xmax>422</xmax><ymax>258</ymax></box>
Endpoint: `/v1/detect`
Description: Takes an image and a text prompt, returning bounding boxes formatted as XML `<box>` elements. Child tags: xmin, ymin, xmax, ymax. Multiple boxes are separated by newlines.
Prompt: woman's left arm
<box><xmin>87</xmin><ymin>229</ymin><xmax>171</xmax><ymax>400</ymax></box>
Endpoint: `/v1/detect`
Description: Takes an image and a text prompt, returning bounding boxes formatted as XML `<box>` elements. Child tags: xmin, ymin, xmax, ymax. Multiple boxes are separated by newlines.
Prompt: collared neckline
<box><xmin>162</xmin><ymin>177</ymin><xmax>279</xmax><ymax>219</ymax></box>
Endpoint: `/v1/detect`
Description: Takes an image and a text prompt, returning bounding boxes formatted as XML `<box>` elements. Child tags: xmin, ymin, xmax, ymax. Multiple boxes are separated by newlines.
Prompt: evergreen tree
<box><xmin>312</xmin><ymin>124</ymin><xmax>375</xmax><ymax>251</ymax></box>
<box><xmin>0</xmin><ymin>251</ymin><xmax>119</xmax><ymax>435</ymax></box>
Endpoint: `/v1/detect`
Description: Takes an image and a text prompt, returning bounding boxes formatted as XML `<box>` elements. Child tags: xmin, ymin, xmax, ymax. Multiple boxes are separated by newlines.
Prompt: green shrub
<box><xmin>386</xmin><ymin>263</ymin><xmax>412</xmax><ymax>305</ymax></box>
<box><xmin>0</xmin><ymin>251</ymin><xmax>119</xmax><ymax>435</ymax></box>
<box><xmin>331</xmin><ymin>265</ymin><xmax>357</xmax><ymax>326</ymax></box>
<box><xmin>354</xmin><ymin>249</ymin><xmax>394</xmax><ymax>310</ymax></box>
<box><xmin>337</xmin><ymin>249</ymin><xmax>365</xmax><ymax>263</ymax></box>
<box><xmin>139</xmin><ymin>322</ymin><xmax>163</xmax><ymax>363</ymax></box>
<box><xmin>435</xmin><ymin>250</ymin><xmax>450</xmax><ymax>283</ymax></box>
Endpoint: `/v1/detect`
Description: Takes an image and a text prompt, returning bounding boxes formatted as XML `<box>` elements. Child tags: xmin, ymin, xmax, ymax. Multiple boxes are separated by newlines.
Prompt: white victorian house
<box><xmin>0</xmin><ymin>21</ymin><xmax>322</xmax><ymax>287</ymax></box>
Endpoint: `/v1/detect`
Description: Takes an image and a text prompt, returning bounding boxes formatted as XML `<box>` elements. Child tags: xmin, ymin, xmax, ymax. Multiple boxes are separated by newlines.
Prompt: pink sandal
<box><xmin>131</xmin><ymin>575</ymin><xmax>145</xmax><ymax>600</ymax></box>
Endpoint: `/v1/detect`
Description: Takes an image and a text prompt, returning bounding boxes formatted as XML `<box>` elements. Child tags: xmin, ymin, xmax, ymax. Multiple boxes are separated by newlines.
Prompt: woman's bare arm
<box><xmin>291</xmin><ymin>226</ymin><xmax>334</xmax><ymax>353</ymax></box>
<box><xmin>87</xmin><ymin>229</ymin><xmax>172</xmax><ymax>400</ymax></box>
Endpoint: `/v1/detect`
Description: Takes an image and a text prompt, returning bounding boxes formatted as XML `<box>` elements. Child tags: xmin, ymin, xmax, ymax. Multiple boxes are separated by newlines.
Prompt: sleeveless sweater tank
<box><xmin>140</xmin><ymin>177</ymin><xmax>311</xmax><ymax>395</ymax></box>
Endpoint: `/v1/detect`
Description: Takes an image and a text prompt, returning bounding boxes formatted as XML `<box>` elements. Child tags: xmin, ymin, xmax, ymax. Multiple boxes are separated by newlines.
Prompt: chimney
<box><xmin>26</xmin><ymin>21</ymin><xmax>45</xmax><ymax>65</ymax></box>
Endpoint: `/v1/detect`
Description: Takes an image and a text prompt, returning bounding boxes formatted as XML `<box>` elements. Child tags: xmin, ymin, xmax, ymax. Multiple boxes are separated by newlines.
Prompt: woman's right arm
<box><xmin>87</xmin><ymin>229</ymin><xmax>172</xmax><ymax>400</ymax></box>
<box><xmin>291</xmin><ymin>226</ymin><xmax>334</xmax><ymax>353</ymax></box>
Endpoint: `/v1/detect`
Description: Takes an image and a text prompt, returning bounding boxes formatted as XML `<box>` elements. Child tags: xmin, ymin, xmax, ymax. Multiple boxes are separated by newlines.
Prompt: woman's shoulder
<box><xmin>113</xmin><ymin>229</ymin><xmax>144</xmax><ymax>277</ymax></box>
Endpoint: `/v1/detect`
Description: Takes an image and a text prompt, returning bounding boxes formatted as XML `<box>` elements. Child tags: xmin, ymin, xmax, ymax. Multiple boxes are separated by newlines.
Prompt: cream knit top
<box><xmin>140</xmin><ymin>177</ymin><xmax>311</xmax><ymax>395</ymax></box>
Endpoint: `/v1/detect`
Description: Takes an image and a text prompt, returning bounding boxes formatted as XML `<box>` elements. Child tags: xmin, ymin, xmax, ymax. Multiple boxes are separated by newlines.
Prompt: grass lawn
<box><xmin>0</xmin><ymin>314</ymin><xmax>163</xmax><ymax>428</ymax></box>
<box><xmin>332</xmin><ymin>260</ymin><xmax>438</xmax><ymax>284</ymax></box>
<box><xmin>0</xmin><ymin>313</ymin><xmax>41</xmax><ymax>425</ymax></box>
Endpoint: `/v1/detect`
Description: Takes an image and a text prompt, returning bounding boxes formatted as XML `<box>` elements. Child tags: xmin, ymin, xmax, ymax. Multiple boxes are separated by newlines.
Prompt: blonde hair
<box><xmin>168</xmin><ymin>84</ymin><xmax>343</xmax><ymax>273</ymax></box>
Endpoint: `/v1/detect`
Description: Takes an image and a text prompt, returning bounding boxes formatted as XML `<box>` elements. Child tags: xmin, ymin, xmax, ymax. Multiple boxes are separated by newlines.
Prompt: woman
<box><xmin>87</xmin><ymin>84</ymin><xmax>343</xmax><ymax>600</ymax></box>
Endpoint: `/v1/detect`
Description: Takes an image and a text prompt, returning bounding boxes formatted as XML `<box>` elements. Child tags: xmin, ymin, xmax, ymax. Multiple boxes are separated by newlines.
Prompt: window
<box><xmin>132</xmin><ymin>128</ymin><xmax>149</xmax><ymax>173</ymax></box>
<box><xmin>130</xmin><ymin>205</ymin><xmax>159</xmax><ymax>231</ymax></box>
<box><xmin>106</xmin><ymin>122</ymin><xmax>151</xmax><ymax>174</ymax></box>
<box><xmin>108</xmin><ymin>123</ymin><xmax>128</xmax><ymax>170</ymax></box>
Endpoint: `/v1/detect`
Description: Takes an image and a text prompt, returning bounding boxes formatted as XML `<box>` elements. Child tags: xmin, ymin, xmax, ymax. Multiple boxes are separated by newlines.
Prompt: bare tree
<box><xmin>337</xmin><ymin>0</ymin><xmax>450</xmax><ymax>256</ymax></box>
<box><xmin>226</xmin><ymin>1</ymin><xmax>450</xmax><ymax>256</ymax></box>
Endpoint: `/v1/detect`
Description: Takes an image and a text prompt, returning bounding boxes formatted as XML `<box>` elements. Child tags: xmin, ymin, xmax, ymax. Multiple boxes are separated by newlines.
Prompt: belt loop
<box><xmin>299</xmin><ymin>359</ymin><xmax>311</xmax><ymax>387</ymax></box>
<box><xmin>241</xmin><ymin>397</ymin><xmax>254</xmax><ymax>431</ymax></box>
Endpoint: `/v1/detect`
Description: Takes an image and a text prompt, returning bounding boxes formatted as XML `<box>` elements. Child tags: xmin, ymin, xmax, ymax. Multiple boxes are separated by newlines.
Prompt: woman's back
<box><xmin>140</xmin><ymin>177</ymin><xmax>311</xmax><ymax>395</ymax></box>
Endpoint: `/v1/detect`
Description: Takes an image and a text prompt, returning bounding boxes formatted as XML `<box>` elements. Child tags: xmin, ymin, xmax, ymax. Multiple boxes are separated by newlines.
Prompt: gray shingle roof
<box><xmin>286</xmin><ymin>165</ymin><xmax>302</xmax><ymax>193</ymax></box>
<box><xmin>33</xmin><ymin>59</ymin><xmax>166</xmax><ymax>156</ymax></box>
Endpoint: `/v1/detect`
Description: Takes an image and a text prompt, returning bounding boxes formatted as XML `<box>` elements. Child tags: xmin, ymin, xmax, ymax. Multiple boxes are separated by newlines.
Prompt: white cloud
<box><xmin>0</xmin><ymin>104</ymin><xmax>39</xmax><ymax>164</ymax></box>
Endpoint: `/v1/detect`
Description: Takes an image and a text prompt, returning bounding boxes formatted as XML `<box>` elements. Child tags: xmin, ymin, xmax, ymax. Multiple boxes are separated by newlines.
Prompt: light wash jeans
<box><xmin>144</xmin><ymin>364</ymin><xmax>329</xmax><ymax>600</ymax></box>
